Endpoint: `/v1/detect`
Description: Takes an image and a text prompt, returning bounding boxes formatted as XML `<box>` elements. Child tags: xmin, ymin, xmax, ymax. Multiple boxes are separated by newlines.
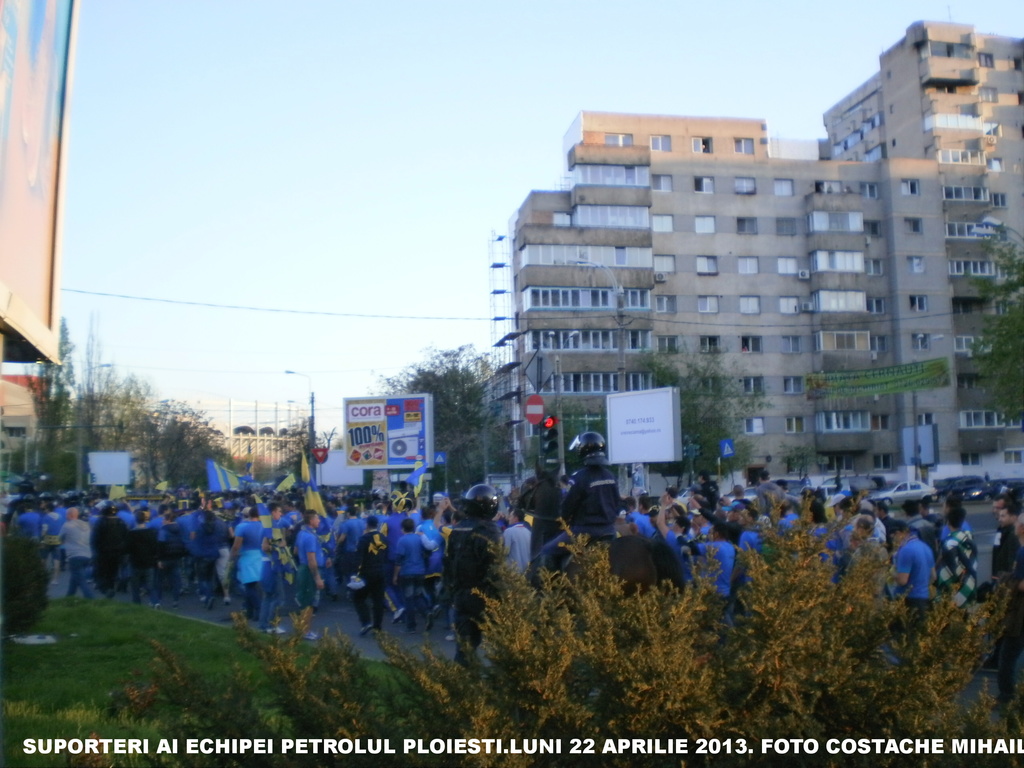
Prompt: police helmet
<box><xmin>463</xmin><ymin>484</ymin><xmax>500</xmax><ymax>519</ymax></box>
<box><xmin>390</xmin><ymin>489</ymin><xmax>414</xmax><ymax>513</ymax></box>
<box><xmin>570</xmin><ymin>431</ymin><xmax>608</xmax><ymax>465</ymax></box>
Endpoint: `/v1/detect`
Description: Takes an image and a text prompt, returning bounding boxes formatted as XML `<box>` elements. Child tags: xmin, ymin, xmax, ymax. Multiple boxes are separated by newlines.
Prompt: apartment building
<box><xmin>492</xmin><ymin>21</ymin><xmax>1023</xmax><ymax>484</ymax></box>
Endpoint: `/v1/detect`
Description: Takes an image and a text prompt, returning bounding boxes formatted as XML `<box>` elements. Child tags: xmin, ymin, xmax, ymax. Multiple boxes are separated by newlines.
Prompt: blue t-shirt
<box><xmin>628</xmin><ymin>510</ymin><xmax>655</xmax><ymax>538</ymax></box>
<box><xmin>296</xmin><ymin>526</ymin><xmax>324</xmax><ymax>568</ymax></box>
<box><xmin>895</xmin><ymin>534</ymin><xmax>935</xmax><ymax>600</ymax></box>
<box><xmin>395</xmin><ymin>532</ymin><xmax>428</xmax><ymax>577</ymax></box>
<box><xmin>701</xmin><ymin>540</ymin><xmax>736</xmax><ymax>597</ymax></box>
<box><xmin>234</xmin><ymin>520</ymin><xmax>263</xmax><ymax>551</ymax></box>
<box><xmin>40</xmin><ymin>512</ymin><xmax>65</xmax><ymax>541</ymax></box>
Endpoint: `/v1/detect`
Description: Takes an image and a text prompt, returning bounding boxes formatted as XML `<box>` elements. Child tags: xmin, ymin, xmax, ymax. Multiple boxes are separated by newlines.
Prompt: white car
<box><xmin>868</xmin><ymin>481</ymin><xmax>937</xmax><ymax>507</ymax></box>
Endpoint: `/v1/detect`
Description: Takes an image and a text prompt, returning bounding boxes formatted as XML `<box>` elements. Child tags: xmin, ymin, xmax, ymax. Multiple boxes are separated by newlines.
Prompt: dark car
<box><xmin>934</xmin><ymin>475</ymin><xmax>986</xmax><ymax>500</ymax></box>
<box><xmin>987</xmin><ymin>478</ymin><xmax>1024</xmax><ymax>501</ymax></box>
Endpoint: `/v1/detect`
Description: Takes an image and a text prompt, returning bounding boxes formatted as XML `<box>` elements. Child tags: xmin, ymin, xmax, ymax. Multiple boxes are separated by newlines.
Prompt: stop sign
<box><xmin>524</xmin><ymin>394</ymin><xmax>545</xmax><ymax>426</ymax></box>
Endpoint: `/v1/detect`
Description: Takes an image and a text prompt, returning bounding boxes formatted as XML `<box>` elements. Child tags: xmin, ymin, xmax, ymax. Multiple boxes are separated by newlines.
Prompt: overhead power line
<box><xmin>63</xmin><ymin>288</ymin><xmax>489</xmax><ymax>322</ymax></box>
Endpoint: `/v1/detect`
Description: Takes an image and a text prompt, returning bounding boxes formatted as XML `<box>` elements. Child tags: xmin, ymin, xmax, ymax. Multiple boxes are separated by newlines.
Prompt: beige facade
<box><xmin>496</xmin><ymin>21</ymin><xmax>1023</xmax><ymax>484</ymax></box>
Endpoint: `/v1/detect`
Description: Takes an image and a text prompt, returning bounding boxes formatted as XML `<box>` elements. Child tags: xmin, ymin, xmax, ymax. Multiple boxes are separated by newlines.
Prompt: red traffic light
<box><xmin>541</xmin><ymin>415</ymin><xmax>558</xmax><ymax>429</ymax></box>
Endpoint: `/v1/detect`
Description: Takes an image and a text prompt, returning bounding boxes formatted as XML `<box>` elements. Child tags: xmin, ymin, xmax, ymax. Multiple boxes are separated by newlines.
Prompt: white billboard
<box><xmin>316</xmin><ymin>451</ymin><xmax>365</xmax><ymax>487</ymax></box>
<box><xmin>606</xmin><ymin>388</ymin><xmax>682</xmax><ymax>465</ymax></box>
<box><xmin>88</xmin><ymin>451</ymin><xmax>132</xmax><ymax>485</ymax></box>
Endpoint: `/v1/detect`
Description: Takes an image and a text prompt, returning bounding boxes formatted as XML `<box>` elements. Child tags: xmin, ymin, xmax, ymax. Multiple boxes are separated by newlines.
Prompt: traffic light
<box><xmin>541</xmin><ymin>415</ymin><xmax>559</xmax><ymax>459</ymax></box>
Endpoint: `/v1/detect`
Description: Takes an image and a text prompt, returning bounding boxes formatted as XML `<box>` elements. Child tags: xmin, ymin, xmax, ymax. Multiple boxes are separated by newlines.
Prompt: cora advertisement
<box><xmin>343</xmin><ymin>394</ymin><xmax>434</xmax><ymax>470</ymax></box>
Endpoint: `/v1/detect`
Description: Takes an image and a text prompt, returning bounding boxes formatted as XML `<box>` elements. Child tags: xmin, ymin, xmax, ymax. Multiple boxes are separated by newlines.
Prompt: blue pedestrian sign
<box><xmin>434</xmin><ymin>451</ymin><xmax>447</xmax><ymax>465</ymax></box>
<box><xmin>719</xmin><ymin>439</ymin><xmax>735</xmax><ymax>458</ymax></box>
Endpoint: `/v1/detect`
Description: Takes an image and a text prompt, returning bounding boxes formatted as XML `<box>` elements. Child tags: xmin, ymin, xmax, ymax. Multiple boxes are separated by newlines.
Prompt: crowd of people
<box><xmin>3</xmin><ymin>442</ymin><xmax>1023</xmax><ymax>692</ymax></box>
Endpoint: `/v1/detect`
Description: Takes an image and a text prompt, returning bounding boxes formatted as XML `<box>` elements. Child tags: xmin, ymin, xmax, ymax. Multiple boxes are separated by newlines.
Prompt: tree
<box><xmin>974</xmin><ymin>236</ymin><xmax>1024</xmax><ymax>419</ymax></box>
<box><xmin>640</xmin><ymin>346</ymin><xmax>768</xmax><ymax>483</ymax></box>
<box><xmin>26</xmin><ymin>319</ymin><xmax>77</xmax><ymax>488</ymax></box>
<box><xmin>379</xmin><ymin>346</ymin><xmax>499</xmax><ymax>490</ymax></box>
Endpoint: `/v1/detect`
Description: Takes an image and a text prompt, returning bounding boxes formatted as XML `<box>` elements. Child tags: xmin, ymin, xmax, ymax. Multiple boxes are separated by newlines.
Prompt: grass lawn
<box><xmin>3</xmin><ymin>598</ymin><xmax>268</xmax><ymax>768</ymax></box>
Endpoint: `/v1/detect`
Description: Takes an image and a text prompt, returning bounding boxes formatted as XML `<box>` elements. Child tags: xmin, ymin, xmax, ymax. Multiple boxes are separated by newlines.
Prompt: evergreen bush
<box><xmin>2</xmin><ymin>535</ymin><xmax>49</xmax><ymax>635</ymax></box>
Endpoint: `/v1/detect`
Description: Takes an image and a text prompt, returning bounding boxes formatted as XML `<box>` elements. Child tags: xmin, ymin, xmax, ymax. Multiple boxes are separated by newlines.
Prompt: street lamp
<box><xmin>284</xmin><ymin>370</ymin><xmax>315</xmax><ymax>450</ymax></box>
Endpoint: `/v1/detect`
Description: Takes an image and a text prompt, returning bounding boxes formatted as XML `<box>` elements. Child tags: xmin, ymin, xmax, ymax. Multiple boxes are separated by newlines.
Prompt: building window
<box><xmin>866</xmin><ymin>298</ymin><xmax>885</xmax><ymax>314</ymax></box>
<box><xmin>740</xmin><ymin>335</ymin><xmax>762</xmax><ymax>353</ymax></box>
<box><xmin>774</xmin><ymin>178</ymin><xmax>794</xmax><ymax>196</ymax></box>
<box><xmin>655</xmin><ymin>295</ymin><xmax>676</xmax><ymax>313</ymax></box>
<box><xmin>824</xmin><ymin>454</ymin><xmax>856</xmax><ymax>472</ymax></box>
<box><xmin>693</xmin><ymin>176</ymin><xmax>714</xmax><ymax>193</ymax></box>
<box><xmin>739</xmin><ymin>296</ymin><xmax>760</xmax><ymax>314</ymax></box>
<box><xmin>904</xmin><ymin>217</ymin><xmax>923</xmax><ymax>234</ymax></box>
<box><xmin>736</xmin><ymin>217</ymin><xmax>758</xmax><ymax>234</ymax></box>
<box><xmin>811</xmin><ymin>250</ymin><xmax>864</xmax><ymax>273</ymax></box>
<box><xmin>978</xmin><ymin>52</ymin><xmax>994</xmax><ymax>67</ymax></box>
<box><xmin>652</xmin><ymin>174</ymin><xmax>673</xmax><ymax>191</ymax></box>
<box><xmin>653</xmin><ymin>254</ymin><xmax>676</xmax><ymax>272</ymax></box>
<box><xmin>807</xmin><ymin>210</ymin><xmax>864</xmax><ymax>233</ymax></box>
<box><xmin>909</xmin><ymin>295</ymin><xmax>928</xmax><ymax>311</ymax></box>
<box><xmin>992</xmin><ymin>192</ymin><xmax>1007</xmax><ymax>208</ymax></box>
<box><xmin>1005</xmin><ymin>450</ymin><xmax>1023</xmax><ymax>464</ymax></box>
<box><xmin>871</xmin><ymin>414</ymin><xmax>890</xmax><ymax>430</ymax></box>
<box><xmin>873</xmin><ymin>454</ymin><xmax>894</xmax><ymax>471</ymax></box>
<box><xmin>574</xmin><ymin>164</ymin><xmax>650</xmax><ymax>187</ymax></box>
<box><xmin>860</xmin><ymin>182</ymin><xmax>879</xmax><ymax>199</ymax></box>
<box><xmin>737</xmin><ymin>257</ymin><xmax>758</xmax><ymax>275</ymax></box>
<box><xmin>741</xmin><ymin>377</ymin><xmax>764</xmax><ymax>394</ymax></box>
<box><xmin>954</xmin><ymin>336</ymin><xmax>975</xmax><ymax>354</ymax></box>
<box><xmin>957</xmin><ymin>374</ymin><xmax>981</xmax><ymax>389</ymax></box>
<box><xmin>776</xmin><ymin>217</ymin><xmax>798</xmax><ymax>236</ymax></box>
<box><xmin>911</xmin><ymin>333</ymin><xmax>930</xmax><ymax>351</ymax></box>
<box><xmin>962</xmin><ymin>452</ymin><xmax>981</xmax><ymax>467</ymax></box>
<box><xmin>657</xmin><ymin>335</ymin><xmax>679</xmax><ymax>352</ymax></box>
<box><xmin>696</xmin><ymin>256</ymin><xmax>718</xmax><ymax>275</ymax></box>
<box><xmin>778</xmin><ymin>257</ymin><xmax>798</xmax><ymax>274</ymax></box>
<box><xmin>907</xmin><ymin>256</ymin><xmax>925</xmax><ymax>273</ymax></box>
<box><xmin>785</xmin><ymin>417</ymin><xmax>805</xmax><ymax>434</ymax></box>
<box><xmin>942</xmin><ymin>185</ymin><xmax>989</xmax><ymax>202</ymax></box>
<box><xmin>575</xmin><ymin>205</ymin><xmax>650</xmax><ymax>228</ymax></box>
<box><xmin>734</xmin><ymin>138</ymin><xmax>754</xmax><ymax>154</ymax></box>
<box><xmin>783</xmin><ymin>376</ymin><xmax>803</xmax><ymax>394</ymax></box>
<box><xmin>744</xmin><ymin>417</ymin><xmax>765</xmax><ymax>435</ymax></box>
<box><xmin>698</xmin><ymin>295</ymin><xmax>719</xmax><ymax>313</ymax></box>
<box><xmin>866</xmin><ymin>259</ymin><xmax>884</xmax><ymax>275</ymax></box>
<box><xmin>979</xmin><ymin>86</ymin><xmax>998</xmax><ymax>103</ymax></box>
<box><xmin>652</xmin><ymin>214</ymin><xmax>674</xmax><ymax>232</ymax></box>
<box><xmin>917</xmin><ymin>413</ymin><xmax>934</xmax><ymax>426</ymax></box>
<box><xmin>693</xmin><ymin>137</ymin><xmax>713</xmax><ymax>154</ymax></box>
<box><xmin>604</xmin><ymin>133</ymin><xmax>633</xmax><ymax>146</ymax></box>
<box><xmin>813</xmin><ymin>290</ymin><xmax>867</xmax><ymax>313</ymax></box>
<box><xmin>815</xmin><ymin>330</ymin><xmax>869</xmax><ymax>351</ymax></box>
<box><xmin>553</xmin><ymin>212</ymin><xmax>572</xmax><ymax>227</ymax></box>
<box><xmin>901</xmin><ymin>179</ymin><xmax>920</xmax><ymax>196</ymax></box>
<box><xmin>699</xmin><ymin>335</ymin><xmax>720</xmax><ymax>353</ymax></box>
<box><xmin>949</xmin><ymin>260</ymin><xmax>995</xmax><ymax>276</ymax></box>
<box><xmin>870</xmin><ymin>335</ymin><xmax>888</xmax><ymax>353</ymax></box>
<box><xmin>650</xmin><ymin>135</ymin><xmax>672</xmax><ymax>151</ymax></box>
<box><xmin>864</xmin><ymin>220</ymin><xmax>882</xmax><ymax>236</ymax></box>
<box><xmin>960</xmin><ymin>411</ymin><xmax>1005</xmax><ymax>428</ymax></box>
<box><xmin>815</xmin><ymin>180</ymin><xmax>845</xmax><ymax>194</ymax></box>
<box><xmin>779</xmin><ymin>296</ymin><xmax>799</xmax><ymax>314</ymax></box>
<box><xmin>734</xmin><ymin>176</ymin><xmax>756</xmax><ymax>195</ymax></box>
<box><xmin>781</xmin><ymin>335</ymin><xmax>802</xmax><ymax>353</ymax></box>
<box><xmin>816</xmin><ymin>411</ymin><xmax>870</xmax><ymax>432</ymax></box>
<box><xmin>988</xmin><ymin>157</ymin><xmax>1003</xmax><ymax>172</ymax></box>
<box><xmin>695</xmin><ymin>216</ymin><xmax>716</xmax><ymax>234</ymax></box>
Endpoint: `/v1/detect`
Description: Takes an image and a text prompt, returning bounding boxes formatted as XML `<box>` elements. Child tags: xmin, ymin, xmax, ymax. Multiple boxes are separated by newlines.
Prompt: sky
<box><xmin>49</xmin><ymin>0</ymin><xmax>1022</xmax><ymax>437</ymax></box>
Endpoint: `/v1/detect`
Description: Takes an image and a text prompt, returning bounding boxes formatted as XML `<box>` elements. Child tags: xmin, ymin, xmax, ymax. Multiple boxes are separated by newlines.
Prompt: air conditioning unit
<box><xmin>797</xmin><ymin>269</ymin><xmax>811</xmax><ymax>280</ymax></box>
<box><xmin>871</xmin><ymin>351</ymin><xmax>878</xmax><ymax>361</ymax></box>
<box><xmin>984</xmin><ymin>135</ymin><xmax>997</xmax><ymax>146</ymax></box>
<box><xmin>800</xmin><ymin>301</ymin><xmax>815</xmax><ymax>313</ymax></box>
<box><xmin>654</xmin><ymin>272</ymin><xmax>667</xmax><ymax>283</ymax></box>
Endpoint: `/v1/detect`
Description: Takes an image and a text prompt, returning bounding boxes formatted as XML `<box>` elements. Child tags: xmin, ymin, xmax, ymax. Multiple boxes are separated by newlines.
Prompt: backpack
<box><xmin>161</xmin><ymin>523</ymin><xmax>187</xmax><ymax>559</ymax></box>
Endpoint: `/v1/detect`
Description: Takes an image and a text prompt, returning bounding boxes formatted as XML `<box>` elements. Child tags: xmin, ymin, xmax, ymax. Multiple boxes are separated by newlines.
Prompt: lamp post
<box><xmin>284</xmin><ymin>370</ymin><xmax>315</xmax><ymax>450</ymax></box>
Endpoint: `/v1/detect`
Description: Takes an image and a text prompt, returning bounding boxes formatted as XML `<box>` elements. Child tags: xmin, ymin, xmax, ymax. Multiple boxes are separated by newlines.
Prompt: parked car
<box><xmin>868</xmin><ymin>481</ymin><xmax>938</xmax><ymax>507</ymax></box>
<box><xmin>986</xmin><ymin>478</ymin><xmax>1024</xmax><ymax>500</ymax></box>
<box><xmin>933</xmin><ymin>475</ymin><xmax>986</xmax><ymax>500</ymax></box>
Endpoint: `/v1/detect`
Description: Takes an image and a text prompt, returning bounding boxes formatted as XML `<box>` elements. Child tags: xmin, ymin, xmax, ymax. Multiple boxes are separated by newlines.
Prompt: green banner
<box><xmin>805</xmin><ymin>358</ymin><xmax>950</xmax><ymax>399</ymax></box>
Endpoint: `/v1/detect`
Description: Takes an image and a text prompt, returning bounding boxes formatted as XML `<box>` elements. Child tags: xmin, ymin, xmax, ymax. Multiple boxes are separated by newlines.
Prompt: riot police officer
<box><xmin>444</xmin><ymin>484</ymin><xmax>501</xmax><ymax>664</ymax></box>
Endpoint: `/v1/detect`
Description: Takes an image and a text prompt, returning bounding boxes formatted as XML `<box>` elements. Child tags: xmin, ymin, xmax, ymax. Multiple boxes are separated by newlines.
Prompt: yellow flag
<box><xmin>276</xmin><ymin>473</ymin><xmax>295</xmax><ymax>492</ymax></box>
<box><xmin>109</xmin><ymin>485</ymin><xmax>126</xmax><ymax>500</ymax></box>
<box><xmin>155</xmin><ymin>481</ymin><xmax>169</xmax><ymax>492</ymax></box>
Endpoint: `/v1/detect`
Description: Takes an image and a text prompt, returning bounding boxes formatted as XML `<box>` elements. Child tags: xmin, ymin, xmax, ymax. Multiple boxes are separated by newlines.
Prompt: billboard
<box><xmin>805</xmin><ymin>359</ymin><xmax>950</xmax><ymax>399</ymax></box>
<box><xmin>606</xmin><ymin>387</ymin><xmax>682</xmax><ymax>465</ymax></box>
<box><xmin>88</xmin><ymin>451</ymin><xmax>132</xmax><ymax>485</ymax></box>
<box><xmin>343</xmin><ymin>394</ymin><xmax>434</xmax><ymax>470</ymax></box>
<box><xmin>0</xmin><ymin>0</ymin><xmax>79</xmax><ymax>363</ymax></box>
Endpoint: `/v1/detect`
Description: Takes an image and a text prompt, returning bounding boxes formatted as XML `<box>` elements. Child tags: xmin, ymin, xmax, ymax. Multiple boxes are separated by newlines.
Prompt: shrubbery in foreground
<box><xmin>149</xmin><ymin>532</ymin><xmax>1023</xmax><ymax>767</ymax></box>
